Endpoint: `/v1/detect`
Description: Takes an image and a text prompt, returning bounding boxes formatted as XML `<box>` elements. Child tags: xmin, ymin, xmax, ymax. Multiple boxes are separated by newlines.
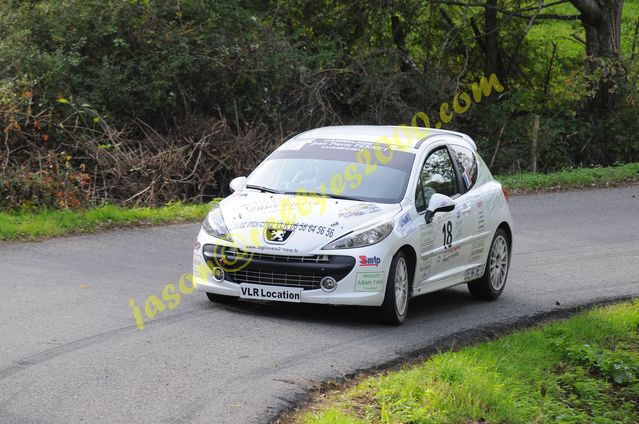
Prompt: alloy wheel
<box><xmin>395</xmin><ymin>256</ymin><xmax>409</xmax><ymax>315</ymax></box>
<box><xmin>489</xmin><ymin>235</ymin><xmax>509</xmax><ymax>291</ymax></box>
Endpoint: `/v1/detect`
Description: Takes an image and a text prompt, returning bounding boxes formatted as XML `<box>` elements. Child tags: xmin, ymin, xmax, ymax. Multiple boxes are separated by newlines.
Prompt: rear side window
<box><xmin>450</xmin><ymin>144</ymin><xmax>478</xmax><ymax>190</ymax></box>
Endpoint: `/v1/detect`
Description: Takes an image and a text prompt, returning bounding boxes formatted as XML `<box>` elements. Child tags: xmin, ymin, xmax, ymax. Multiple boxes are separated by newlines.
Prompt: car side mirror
<box><xmin>229</xmin><ymin>176</ymin><xmax>247</xmax><ymax>193</ymax></box>
<box><xmin>424</xmin><ymin>193</ymin><xmax>455</xmax><ymax>224</ymax></box>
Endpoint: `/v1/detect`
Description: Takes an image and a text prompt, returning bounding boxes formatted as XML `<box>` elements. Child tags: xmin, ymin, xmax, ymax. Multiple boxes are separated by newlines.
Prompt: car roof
<box><xmin>289</xmin><ymin>125</ymin><xmax>477</xmax><ymax>152</ymax></box>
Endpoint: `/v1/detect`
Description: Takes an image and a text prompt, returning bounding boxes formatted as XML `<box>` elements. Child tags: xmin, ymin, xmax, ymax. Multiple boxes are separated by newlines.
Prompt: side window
<box><xmin>415</xmin><ymin>179</ymin><xmax>426</xmax><ymax>212</ymax></box>
<box><xmin>419</xmin><ymin>147</ymin><xmax>458</xmax><ymax>206</ymax></box>
<box><xmin>450</xmin><ymin>145</ymin><xmax>478</xmax><ymax>191</ymax></box>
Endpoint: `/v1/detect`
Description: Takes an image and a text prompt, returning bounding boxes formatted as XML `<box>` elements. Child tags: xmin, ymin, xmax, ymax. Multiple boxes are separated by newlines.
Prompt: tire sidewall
<box><xmin>382</xmin><ymin>250</ymin><xmax>409</xmax><ymax>324</ymax></box>
<box><xmin>484</xmin><ymin>228</ymin><xmax>510</xmax><ymax>297</ymax></box>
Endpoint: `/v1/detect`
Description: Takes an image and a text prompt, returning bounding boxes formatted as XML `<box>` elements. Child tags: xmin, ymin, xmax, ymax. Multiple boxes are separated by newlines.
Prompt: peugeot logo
<box><xmin>264</xmin><ymin>226</ymin><xmax>294</xmax><ymax>244</ymax></box>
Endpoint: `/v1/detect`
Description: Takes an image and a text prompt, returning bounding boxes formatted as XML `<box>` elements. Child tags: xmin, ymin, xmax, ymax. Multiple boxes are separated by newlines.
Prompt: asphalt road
<box><xmin>1</xmin><ymin>186</ymin><xmax>638</xmax><ymax>424</ymax></box>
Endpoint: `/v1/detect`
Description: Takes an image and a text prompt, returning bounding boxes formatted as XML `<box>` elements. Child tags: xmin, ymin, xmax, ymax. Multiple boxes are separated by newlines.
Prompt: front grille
<box><xmin>202</xmin><ymin>244</ymin><xmax>356</xmax><ymax>290</ymax></box>
<box><xmin>232</xmin><ymin>268</ymin><xmax>322</xmax><ymax>290</ymax></box>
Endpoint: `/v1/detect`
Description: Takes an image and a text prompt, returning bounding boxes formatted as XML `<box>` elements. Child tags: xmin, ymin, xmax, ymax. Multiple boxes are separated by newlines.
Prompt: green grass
<box><xmin>297</xmin><ymin>300</ymin><xmax>639</xmax><ymax>424</ymax></box>
<box><xmin>495</xmin><ymin>162</ymin><xmax>639</xmax><ymax>192</ymax></box>
<box><xmin>0</xmin><ymin>201</ymin><xmax>216</xmax><ymax>241</ymax></box>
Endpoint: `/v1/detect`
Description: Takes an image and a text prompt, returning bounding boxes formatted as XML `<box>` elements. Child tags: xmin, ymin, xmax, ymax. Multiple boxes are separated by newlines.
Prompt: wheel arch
<box><xmin>497</xmin><ymin>221</ymin><xmax>512</xmax><ymax>249</ymax></box>
<box><xmin>398</xmin><ymin>244</ymin><xmax>417</xmax><ymax>291</ymax></box>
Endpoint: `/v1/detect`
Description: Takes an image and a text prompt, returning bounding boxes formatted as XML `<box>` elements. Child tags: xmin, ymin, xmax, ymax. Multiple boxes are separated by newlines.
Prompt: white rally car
<box><xmin>193</xmin><ymin>126</ymin><xmax>513</xmax><ymax>325</ymax></box>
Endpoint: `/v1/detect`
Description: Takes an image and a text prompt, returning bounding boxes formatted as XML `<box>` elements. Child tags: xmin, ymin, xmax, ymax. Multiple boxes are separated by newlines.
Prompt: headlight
<box><xmin>202</xmin><ymin>205</ymin><xmax>232</xmax><ymax>241</ymax></box>
<box><xmin>322</xmin><ymin>221</ymin><xmax>394</xmax><ymax>250</ymax></box>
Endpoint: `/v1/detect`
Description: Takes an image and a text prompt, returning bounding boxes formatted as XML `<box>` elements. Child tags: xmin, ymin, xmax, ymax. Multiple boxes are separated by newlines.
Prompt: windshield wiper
<box><xmin>280</xmin><ymin>191</ymin><xmax>362</xmax><ymax>202</ymax></box>
<box><xmin>245</xmin><ymin>184</ymin><xmax>282</xmax><ymax>194</ymax></box>
<box><xmin>322</xmin><ymin>192</ymin><xmax>362</xmax><ymax>202</ymax></box>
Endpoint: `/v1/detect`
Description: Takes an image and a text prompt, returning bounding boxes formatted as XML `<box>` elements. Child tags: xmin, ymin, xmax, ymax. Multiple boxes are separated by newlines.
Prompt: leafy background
<box><xmin>1</xmin><ymin>0</ymin><xmax>638</xmax><ymax>209</ymax></box>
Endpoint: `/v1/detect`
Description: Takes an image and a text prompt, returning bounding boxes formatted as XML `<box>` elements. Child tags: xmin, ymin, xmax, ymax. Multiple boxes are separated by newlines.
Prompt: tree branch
<box><xmin>469</xmin><ymin>16</ymin><xmax>486</xmax><ymax>51</ymax></box>
<box><xmin>510</xmin><ymin>13</ymin><xmax>580</xmax><ymax>20</ymax></box>
<box><xmin>571</xmin><ymin>33</ymin><xmax>586</xmax><ymax>45</ymax></box>
<box><xmin>543</xmin><ymin>42</ymin><xmax>558</xmax><ymax>96</ymax></box>
<box><xmin>428</xmin><ymin>0</ymin><xmax>570</xmax><ymax>13</ymax></box>
<box><xmin>439</xmin><ymin>8</ymin><xmax>456</xmax><ymax>29</ymax></box>
<box><xmin>427</xmin><ymin>0</ymin><xmax>579</xmax><ymax>20</ymax></box>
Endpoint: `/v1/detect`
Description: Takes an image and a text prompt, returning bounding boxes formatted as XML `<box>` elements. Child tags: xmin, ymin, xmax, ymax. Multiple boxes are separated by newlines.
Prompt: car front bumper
<box><xmin>193</xmin><ymin>232</ymin><xmax>393</xmax><ymax>307</ymax></box>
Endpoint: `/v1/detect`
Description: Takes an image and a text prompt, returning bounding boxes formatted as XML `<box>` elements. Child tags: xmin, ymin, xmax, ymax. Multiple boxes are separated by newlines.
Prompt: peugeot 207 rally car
<box><xmin>193</xmin><ymin>125</ymin><xmax>513</xmax><ymax>325</ymax></box>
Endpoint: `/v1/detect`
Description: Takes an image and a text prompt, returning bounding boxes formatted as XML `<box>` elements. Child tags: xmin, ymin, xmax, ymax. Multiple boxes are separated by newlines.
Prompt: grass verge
<box><xmin>0</xmin><ymin>201</ymin><xmax>215</xmax><ymax>241</ymax></box>
<box><xmin>495</xmin><ymin>162</ymin><xmax>639</xmax><ymax>193</ymax></box>
<box><xmin>294</xmin><ymin>300</ymin><xmax>639</xmax><ymax>424</ymax></box>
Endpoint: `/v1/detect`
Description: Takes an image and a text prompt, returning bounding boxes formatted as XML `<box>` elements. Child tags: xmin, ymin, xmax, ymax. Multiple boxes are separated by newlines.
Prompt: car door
<box><xmin>448</xmin><ymin>144</ymin><xmax>483</xmax><ymax>277</ymax></box>
<box><xmin>412</xmin><ymin>146</ymin><xmax>464</xmax><ymax>287</ymax></box>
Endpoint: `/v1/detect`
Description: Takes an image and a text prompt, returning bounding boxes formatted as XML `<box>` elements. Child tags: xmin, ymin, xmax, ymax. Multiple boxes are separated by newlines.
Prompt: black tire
<box><xmin>378</xmin><ymin>250</ymin><xmax>411</xmax><ymax>325</ymax></box>
<box><xmin>468</xmin><ymin>227</ymin><xmax>510</xmax><ymax>300</ymax></box>
<box><xmin>206</xmin><ymin>292</ymin><xmax>237</xmax><ymax>303</ymax></box>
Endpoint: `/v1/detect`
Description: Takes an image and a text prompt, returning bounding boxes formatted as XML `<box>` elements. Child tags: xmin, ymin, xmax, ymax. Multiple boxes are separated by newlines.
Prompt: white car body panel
<box><xmin>193</xmin><ymin>125</ymin><xmax>513</xmax><ymax>310</ymax></box>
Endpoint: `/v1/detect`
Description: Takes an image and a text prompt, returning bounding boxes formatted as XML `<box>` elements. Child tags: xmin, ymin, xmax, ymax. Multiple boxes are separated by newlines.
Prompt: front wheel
<box><xmin>378</xmin><ymin>250</ymin><xmax>410</xmax><ymax>325</ymax></box>
<box><xmin>468</xmin><ymin>228</ymin><xmax>510</xmax><ymax>300</ymax></box>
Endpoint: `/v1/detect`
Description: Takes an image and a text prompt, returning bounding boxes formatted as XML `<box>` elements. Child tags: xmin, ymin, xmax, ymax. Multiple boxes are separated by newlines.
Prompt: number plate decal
<box><xmin>239</xmin><ymin>284</ymin><xmax>302</xmax><ymax>303</ymax></box>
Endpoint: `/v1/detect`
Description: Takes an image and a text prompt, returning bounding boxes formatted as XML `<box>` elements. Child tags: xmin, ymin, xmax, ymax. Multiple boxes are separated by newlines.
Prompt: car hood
<box><xmin>217</xmin><ymin>192</ymin><xmax>402</xmax><ymax>254</ymax></box>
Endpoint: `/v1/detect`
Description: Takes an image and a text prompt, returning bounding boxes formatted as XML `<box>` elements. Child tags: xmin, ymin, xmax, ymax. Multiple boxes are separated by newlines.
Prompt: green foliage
<box><xmin>0</xmin><ymin>0</ymin><xmax>308</xmax><ymax>128</ymax></box>
<box><xmin>298</xmin><ymin>300</ymin><xmax>639</xmax><ymax>423</ymax></box>
<box><xmin>553</xmin><ymin>336</ymin><xmax>638</xmax><ymax>385</ymax></box>
<box><xmin>1</xmin><ymin>0</ymin><xmax>639</xmax><ymax>208</ymax></box>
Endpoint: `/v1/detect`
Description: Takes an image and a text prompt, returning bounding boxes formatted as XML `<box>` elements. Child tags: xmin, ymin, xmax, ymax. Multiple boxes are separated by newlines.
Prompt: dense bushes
<box><xmin>1</xmin><ymin>0</ymin><xmax>638</xmax><ymax>209</ymax></box>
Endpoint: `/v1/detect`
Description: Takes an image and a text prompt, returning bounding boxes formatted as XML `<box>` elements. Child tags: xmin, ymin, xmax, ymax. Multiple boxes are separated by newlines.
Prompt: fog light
<box><xmin>212</xmin><ymin>267</ymin><xmax>225</xmax><ymax>282</ymax></box>
<box><xmin>320</xmin><ymin>276</ymin><xmax>337</xmax><ymax>292</ymax></box>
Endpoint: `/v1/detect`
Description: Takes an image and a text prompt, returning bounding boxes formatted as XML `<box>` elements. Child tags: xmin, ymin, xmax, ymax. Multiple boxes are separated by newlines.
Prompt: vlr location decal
<box><xmin>359</xmin><ymin>256</ymin><xmax>381</xmax><ymax>267</ymax></box>
<box><xmin>240</xmin><ymin>285</ymin><xmax>301</xmax><ymax>302</ymax></box>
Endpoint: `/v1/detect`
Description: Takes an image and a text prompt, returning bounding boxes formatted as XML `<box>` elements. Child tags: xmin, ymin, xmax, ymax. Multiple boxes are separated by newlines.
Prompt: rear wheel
<box><xmin>379</xmin><ymin>250</ymin><xmax>410</xmax><ymax>325</ymax></box>
<box><xmin>468</xmin><ymin>228</ymin><xmax>510</xmax><ymax>300</ymax></box>
<box><xmin>206</xmin><ymin>292</ymin><xmax>237</xmax><ymax>303</ymax></box>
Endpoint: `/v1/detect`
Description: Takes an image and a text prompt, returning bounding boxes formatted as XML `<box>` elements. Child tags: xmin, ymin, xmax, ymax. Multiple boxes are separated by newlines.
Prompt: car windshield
<box><xmin>246</xmin><ymin>138</ymin><xmax>416</xmax><ymax>203</ymax></box>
